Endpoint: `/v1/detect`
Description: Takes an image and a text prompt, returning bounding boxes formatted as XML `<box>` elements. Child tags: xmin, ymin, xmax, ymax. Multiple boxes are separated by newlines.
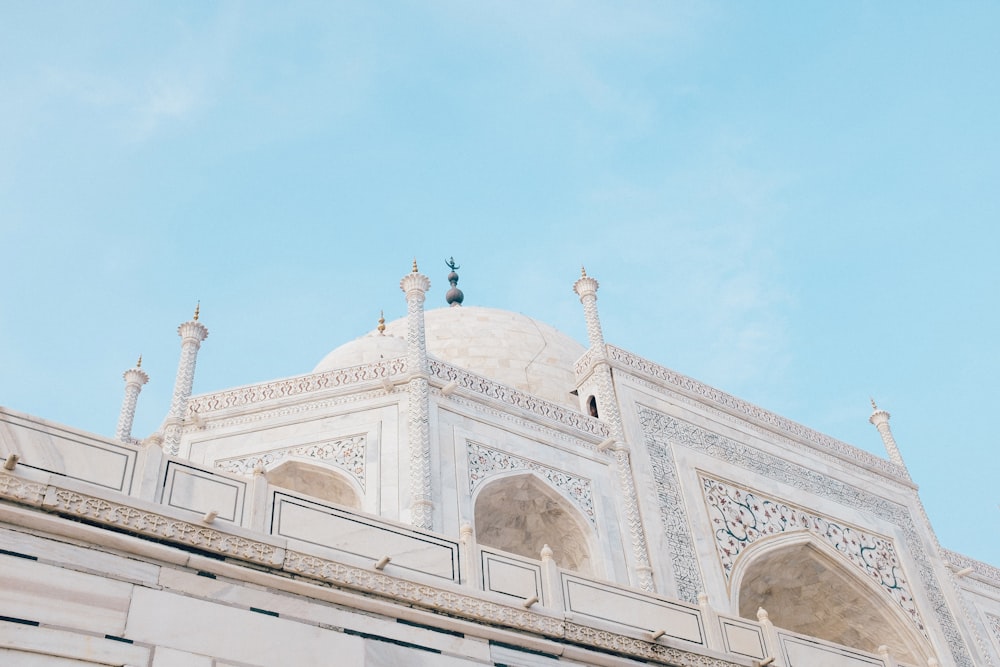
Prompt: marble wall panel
<box><xmin>125</xmin><ymin>587</ymin><xmax>366</xmax><ymax>666</ymax></box>
<box><xmin>560</xmin><ymin>573</ymin><xmax>705</xmax><ymax>645</ymax></box>
<box><xmin>161</xmin><ymin>461</ymin><xmax>246</xmax><ymax>524</ymax></box>
<box><xmin>0</xmin><ymin>624</ymin><xmax>150</xmax><ymax>666</ymax></box>
<box><xmin>779</xmin><ymin>633</ymin><xmax>886</xmax><ymax>667</ymax></box>
<box><xmin>480</xmin><ymin>549</ymin><xmax>544</xmax><ymax>603</ymax></box>
<box><xmin>0</xmin><ymin>554</ymin><xmax>132</xmax><ymax>636</ymax></box>
<box><xmin>270</xmin><ymin>492</ymin><xmax>460</xmax><ymax>581</ymax></box>
<box><xmin>0</xmin><ymin>526</ymin><xmax>160</xmax><ymax>586</ymax></box>
<box><xmin>718</xmin><ymin>616</ymin><xmax>766</xmax><ymax>660</ymax></box>
<box><xmin>0</xmin><ymin>409</ymin><xmax>137</xmax><ymax>493</ymax></box>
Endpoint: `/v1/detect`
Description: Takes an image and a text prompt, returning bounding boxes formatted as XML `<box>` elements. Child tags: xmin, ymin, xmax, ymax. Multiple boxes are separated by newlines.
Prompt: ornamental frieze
<box><xmin>215</xmin><ymin>435</ymin><xmax>366</xmax><ymax>489</ymax></box>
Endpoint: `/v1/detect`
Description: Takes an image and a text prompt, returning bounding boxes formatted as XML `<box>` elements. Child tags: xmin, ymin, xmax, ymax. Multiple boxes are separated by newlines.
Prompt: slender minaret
<box><xmin>162</xmin><ymin>304</ymin><xmax>209</xmax><ymax>456</ymax></box>
<box><xmin>573</xmin><ymin>267</ymin><xmax>655</xmax><ymax>592</ymax></box>
<box><xmin>401</xmin><ymin>261</ymin><xmax>433</xmax><ymax>530</ymax></box>
<box><xmin>869</xmin><ymin>398</ymin><xmax>910</xmax><ymax>479</ymax></box>
<box><xmin>115</xmin><ymin>355</ymin><xmax>149</xmax><ymax>443</ymax></box>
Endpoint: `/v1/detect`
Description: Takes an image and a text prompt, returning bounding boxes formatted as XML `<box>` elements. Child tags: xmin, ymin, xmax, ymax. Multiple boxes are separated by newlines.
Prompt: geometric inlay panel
<box><xmin>701</xmin><ymin>475</ymin><xmax>924</xmax><ymax>633</ymax></box>
<box><xmin>215</xmin><ymin>435</ymin><xmax>366</xmax><ymax>489</ymax></box>
<box><xmin>467</xmin><ymin>441</ymin><xmax>596</xmax><ymax>526</ymax></box>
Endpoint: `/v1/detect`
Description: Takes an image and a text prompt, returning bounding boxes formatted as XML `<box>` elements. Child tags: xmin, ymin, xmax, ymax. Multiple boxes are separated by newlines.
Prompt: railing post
<box><xmin>540</xmin><ymin>544</ymin><xmax>563</xmax><ymax>610</ymax></box>
<box><xmin>698</xmin><ymin>592</ymin><xmax>724</xmax><ymax>652</ymax></box>
<box><xmin>459</xmin><ymin>521</ymin><xmax>479</xmax><ymax>588</ymax></box>
<box><xmin>756</xmin><ymin>607</ymin><xmax>785</xmax><ymax>667</ymax></box>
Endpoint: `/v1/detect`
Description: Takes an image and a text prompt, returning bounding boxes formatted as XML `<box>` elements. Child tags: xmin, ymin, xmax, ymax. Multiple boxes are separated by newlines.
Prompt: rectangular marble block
<box><xmin>561</xmin><ymin>573</ymin><xmax>705</xmax><ymax>645</ymax></box>
<box><xmin>162</xmin><ymin>461</ymin><xmax>246</xmax><ymax>523</ymax></box>
<box><xmin>125</xmin><ymin>587</ymin><xmax>366</xmax><ymax>666</ymax></box>
<box><xmin>0</xmin><ymin>409</ymin><xmax>137</xmax><ymax>493</ymax></box>
<box><xmin>719</xmin><ymin>617</ymin><xmax>766</xmax><ymax>659</ymax></box>
<box><xmin>780</xmin><ymin>634</ymin><xmax>885</xmax><ymax>667</ymax></box>
<box><xmin>0</xmin><ymin>621</ymin><xmax>149</xmax><ymax>666</ymax></box>
<box><xmin>271</xmin><ymin>492</ymin><xmax>459</xmax><ymax>581</ymax></box>
<box><xmin>0</xmin><ymin>554</ymin><xmax>133</xmax><ymax>636</ymax></box>
<box><xmin>480</xmin><ymin>549</ymin><xmax>544</xmax><ymax>603</ymax></box>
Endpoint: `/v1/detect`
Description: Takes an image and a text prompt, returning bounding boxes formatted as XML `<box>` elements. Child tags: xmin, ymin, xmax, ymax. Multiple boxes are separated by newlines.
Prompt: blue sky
<box><xmin>1</xmin><ymin>3</ymin><xmax>997</xmax><ymax>566</ymax></box>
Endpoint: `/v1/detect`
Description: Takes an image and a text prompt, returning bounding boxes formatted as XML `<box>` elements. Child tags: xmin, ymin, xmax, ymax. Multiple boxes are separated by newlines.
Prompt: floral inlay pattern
<box><xmin>702</xmin><ymin>475</ymin><xmax>924</xmax><ymax>632</ymax></box>
<box><xmin>467</xmin><ymin>441</ymin><xmax>596</xmax><ymax>526</ymax></box>
<box><xmin>215</xmin><ymin>435</ymin><xmax>366</xmax><ymax>489</ymax></box>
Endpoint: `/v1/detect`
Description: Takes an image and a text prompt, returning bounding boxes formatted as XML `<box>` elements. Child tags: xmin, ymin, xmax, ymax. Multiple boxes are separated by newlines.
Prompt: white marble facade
<box><xmin>0</xmin><ymin>266</ymin><xmax>998</xmax><ymax>667</ymax></box>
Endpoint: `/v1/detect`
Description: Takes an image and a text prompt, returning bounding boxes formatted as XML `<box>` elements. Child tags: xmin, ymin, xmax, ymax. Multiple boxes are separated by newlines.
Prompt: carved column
<box><xmin>115</xmin><ymin>357</ymin><xmax>149</xmax><ymax>442</ymax></box>
<box><xmin>401</xmin><ymin>261</ymin><xmax>433</xmax><ymax>530</ymax></box>
<box><xmin>573</xmin><ymin>268</ymin><xmax>654</xmax><ymax>592</ymax></box>
<box><xmin>163</xmin><ymin>307</ymin><xmax>208</xmax><ymax>456</ymax></box>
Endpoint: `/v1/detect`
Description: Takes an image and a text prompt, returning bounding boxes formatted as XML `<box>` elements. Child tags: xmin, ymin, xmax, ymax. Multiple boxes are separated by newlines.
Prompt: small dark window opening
<box><xmin>587</xmin><ymin>396</ymin><xmax>599</xmax><ymax>418</ymax></box>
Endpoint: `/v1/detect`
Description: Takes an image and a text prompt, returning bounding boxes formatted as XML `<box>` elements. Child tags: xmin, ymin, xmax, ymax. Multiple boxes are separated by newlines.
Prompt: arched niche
<box><xmin>731</xmin><ymin>532</ymin><xmax>932</xmax><ymax>665</ymax></box>
<box><xmin>266</xmin><ymin>459</ymin><xmax>362</xmax><ymax>511</ymax></box>
<box><xmin>473</xmin><ymin>471</ymin><xmax>594</xmax><ymax>574</ymax></box>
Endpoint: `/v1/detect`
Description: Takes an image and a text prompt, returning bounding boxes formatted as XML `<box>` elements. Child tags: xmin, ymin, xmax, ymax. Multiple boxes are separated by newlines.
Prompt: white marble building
<box><xmin>1</xmin><ymin>263</ymin><xmax>998</xmax><ymax>667</ymax></box>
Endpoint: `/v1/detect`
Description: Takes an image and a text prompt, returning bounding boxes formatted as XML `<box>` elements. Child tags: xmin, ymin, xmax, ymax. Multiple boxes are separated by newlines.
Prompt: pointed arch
<box><xmin>731</xmin><ymin>531</ymin><xmax>932</xmax><ymax>665</ymax></box>
<box><xmin>265</xmin><ymin>457</ymin><xmax>363</xmax><ymax>510</ymax></box>
<box><xmin>473</xmin><ymin>471</ymin><xmax>594</xmax><ymax>574</ymax></box>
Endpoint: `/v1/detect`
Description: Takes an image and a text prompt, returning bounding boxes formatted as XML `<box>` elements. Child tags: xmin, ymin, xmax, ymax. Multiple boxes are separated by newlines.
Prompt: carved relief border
<box><xmin>614</xmin><ymin>346</ymin><xmax>904</xmax><ymax>479</ymax></box>
<box><xmin>988</xmin><ymin>614</ymin><xmax>1000</xmax><ymax>652</ymax></box>
<box><xmin>638</xmin><ymin>408</ymin><xmax>704</xmax><ymax>604</ymax></box>
<box><xmin>638</xmin><ymin>406</ymin><xmax>975</xmax><ymax>667</ymax></box>
<box><xmin>467</xmin><ymin>441</ymin><xmax>596</xmax><ymax>527</ymax></box>
<box><xmin>701</xmin><ymin>475</ymin><xmax>925</xmax><ymax>633</ymax></box>
<box><xmin>186</xmin><ymin>357</ymin><xmax>408</xmax><ymax>415</ymax></box>
<box><xmin>431</xmin><ymin>360</ymin><xmax>609</xmax><ymax>438</ymax></box>
<box><xmin>215</xmin><ymin>435</ymin><xmax>367</xmax><ymax>489</ymax></box>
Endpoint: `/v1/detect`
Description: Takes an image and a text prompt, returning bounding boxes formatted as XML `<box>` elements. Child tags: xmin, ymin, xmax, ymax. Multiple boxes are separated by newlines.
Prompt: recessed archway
<box><xmin>266</xmin><ymin>459</ymin><xmax>362</xmax><ymax>510</ymax></box>
<box><xmin>474</xmin><ymin>472</ymin><xmax>593</xmax><ymax>574</ymax></box>
<box><xmin>732</xmin><ymin>533</ymin><xmax>931</xmax><ymax>665</ymax></box>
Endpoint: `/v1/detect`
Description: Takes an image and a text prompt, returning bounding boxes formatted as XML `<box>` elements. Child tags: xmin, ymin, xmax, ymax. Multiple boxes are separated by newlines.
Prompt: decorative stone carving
<box><xmin>215</xmin><ymin>435</ymin><xmax>366</xmax><ymax>489</ymax></box>
<box><xmin>563</xmin><ymin>622</ymin><xmax>742</xmax><ymax>667</ymax></box>
<box><xmin>467</xmin><ymin>441</ymin><xmax>595</xmax><ymax>526</ymax></box>
<box><xmin>701</xmin><ymin>475</ymin><xmax>924</xmax><ymax>632</ymax></box>
<box><xmin>988</xmin><ymin>614</ymin><xmax>1000</xmax><ymax>647</ymax></box>
<box><xmin>44</xmin><ymin>488</ymin><xmax>282</xmax><ymax>566</ymax></box>
<box><xmin>0</xmin><ymin>472</ymin><xmax>46</xmax><ymax>506</ymax></box>
<box><xmin>614</xmin><ymin>346</ymin><xmax>906</xmax><ymax>479</ymax></box>
<box><xmin>186</xmin><ymin>357</ymin><xmax>408</xmax><ymax>415</ymax></box>
<box><xmin>430</xmin><ymin>360</ymin><xmax>609</xmax><ymax>438</ymax></box>
<box><xmin>638</xmin><ymin>408</ymin><xmax>704</xmax><ymax>604</ymax></box>
<box><xmin>638</xmin><ymin>406</ymin><xmax>976</xmax><ymax>667</ymax></box>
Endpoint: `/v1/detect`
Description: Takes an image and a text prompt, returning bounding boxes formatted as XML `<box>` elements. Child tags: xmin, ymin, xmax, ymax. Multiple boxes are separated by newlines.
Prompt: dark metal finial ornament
<box><xmin>445</xmin><ymin>257</ymin><xmax>464</xmax><ymax>307</ymax></box>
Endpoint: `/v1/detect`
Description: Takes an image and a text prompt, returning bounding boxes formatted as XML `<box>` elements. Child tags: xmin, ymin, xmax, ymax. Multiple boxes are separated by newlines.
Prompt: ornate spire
<box><xmin>412</xmin><ymin>258</ymin><xmax>419</xmax><ymax>273</ymax></box>
<box><xmin>193</xmin><ymin>301</ymin><xmax>200</xmax><ymax>321</ymax></box>
<box><xmin>115</xmin><ymin>355</ymin><xmax>149</xmax><ymax>442</ymax></box>
<box><xmin>377</xmin><ymin>310</ymin><xmax>386</xmax><ymax>335</ymax></box>
<box><xmin>162</xmin><ymin>308</ymin><xmax>209</xmax><ymax>456</ymax></box>
<box><xmin>445</xmin><ymin>257</ymin><xmax>464</xmax><ymax>307</ymax></box>
<box><xmin>869</xmin><ymin>399</ymin><xmax>909</xmax><ymax>476</ymax></box>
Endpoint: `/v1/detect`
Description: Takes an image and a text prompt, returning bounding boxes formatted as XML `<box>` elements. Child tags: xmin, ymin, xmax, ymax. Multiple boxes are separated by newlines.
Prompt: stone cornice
<box><xmin>0</xmin><ymin>470</ymin><xmax>743</xmax><ymax>667</ymax></box>
<box><xmin>608</xmin><ymin>345</ymin><xmax>909</xmax><ymax>482</ymax></box>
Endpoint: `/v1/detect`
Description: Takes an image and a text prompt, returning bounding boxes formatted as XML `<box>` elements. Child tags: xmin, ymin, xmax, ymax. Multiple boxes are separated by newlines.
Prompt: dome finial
<box><xmin>377</xmin><ymin>310</ymin><xmax>386</xmax><ymax>335</ymax></box>
<box><xmin>193</xmin><ymin>301</ymin><xmax>200</xmax><ymax>321</ymax></box>
<box><xmin>445</xmin><ymin>257</ymin><xmax>464</xmax><ymax>307</ymax></box>
<box><xmin>870</xmin><ymin>397</ymin><xmax>878</xmax><ymax>411</ymax></box>
<box><xmin>412</xmin><ymin>258</ymin><xmax>419</xmax><ymax>273</ymax></box>
<box><xmin>136</xmin><ymin>354</ymin><xmax>143</xmax><ymax>368</ymax></box>
<box><xmin>581</xmin><ymin>265</ymin><xmax>587</xmax><ymax>277</ymax></box>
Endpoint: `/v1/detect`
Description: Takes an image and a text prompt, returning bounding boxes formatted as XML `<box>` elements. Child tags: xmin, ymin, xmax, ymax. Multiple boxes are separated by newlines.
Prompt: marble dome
<box><xmin>313</xmin><ymin>306</ymin><xmax>586</xmax><ymax>408</ymax></box>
